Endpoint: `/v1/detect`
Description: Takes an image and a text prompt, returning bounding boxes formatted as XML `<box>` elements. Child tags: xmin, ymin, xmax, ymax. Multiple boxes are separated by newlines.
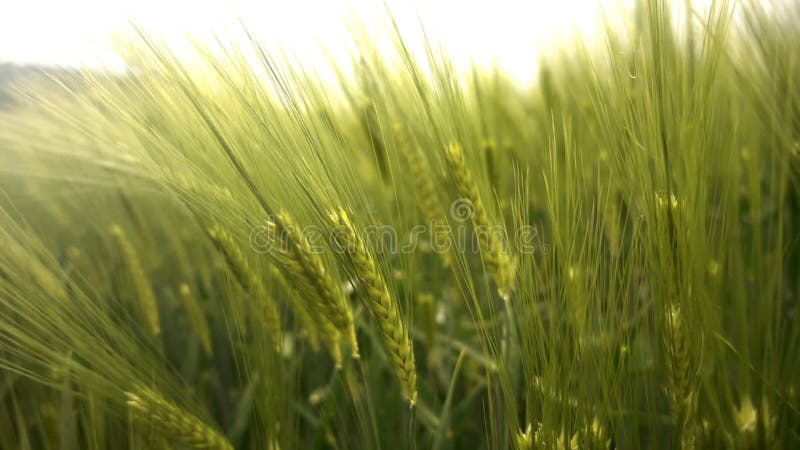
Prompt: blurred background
<box><xmin>0</xmin><ymin>0</ymin><xmax>644</xmax><ymax>87</ymax></box>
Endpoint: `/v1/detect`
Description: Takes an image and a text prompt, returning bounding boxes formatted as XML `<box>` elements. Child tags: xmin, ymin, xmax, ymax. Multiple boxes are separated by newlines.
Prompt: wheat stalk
<box><xmin>417</xmin><ymin>293</ymin><xmax>437</xmax><ymax>351</ymax></box>
<box><xmin>125</xmin><ymin>385</ymin><xmax>233</xmax><ymax>450</ymax></box>
<box><xmin>444</xmin><ymin>142</ymin><xmax>516</xmax><ymax>299</ymax></box>
<box><xmin>330</xmin><ymin>207</ymin><xmax>418</xmax><ymax>405</ymax></box>
<box><xmin>482</xmin><ymin>139</ymin><xmax>499</xmax><ymax>193</ymax></box>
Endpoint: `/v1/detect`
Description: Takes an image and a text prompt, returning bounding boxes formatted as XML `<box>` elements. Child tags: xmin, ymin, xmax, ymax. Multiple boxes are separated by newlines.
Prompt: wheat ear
<box><xmin>267</xmin><ymin>212</ymin><xmax>359</xmax><ymax>358</ymax></box>
<box><xmin>665</xmin><ymin>303</ymin><xmax>698</xmax><ymax>450</ymax></box>
<box><xmin>270</xmin><ymin>266</ymin><xmax>344</xmax><ymax>367</ymax></box>
<box><xmin>330</xmin><ymin>208</ymin><xmax>418</xmax><ymax>405</ymax></box>
<box><xmin>109</xmin><ymin>225</ymin><xmax>161</xmax><ymax>342</ymax></box>
<box><xmin>360</xmin><ymin>99</ymin><xmax>389</xmax><ymax>183</ymax></box>
<box><xmin>178</xmin><ymin>283</ymin><xmax>213</xmax><ymax>357</ymax></box>
<box><xmin>665</xmin><ymin>303</ymin><xmax>692</xmax><ymax>412</ymax></box>
<box><xmin>0</xmin><ymin>239</ymin><xmax>68</xmax><ymax>301</ymax></box>
<box><xmin>516</xmin><ymin>423</ymin><xmax>534</xmax><ymax>450</ymax></box>
<box><xmin>207</xmin><ymin>226</ymin><xmax>282</xmax><ymax>349</ymax></box>
<box><xmin>125</xmin><ymin>386</ymin><xmax>233</xmax><ymax>450</ymax></box>
<box><xmin>575</xmin><ymin>418</ymin><xmax>611</xmax><ymax>450</ymax></box>
<box><xmin>394</xmin><ymin>123</ymin><xmax>452</xmax><ymax>267</ymax></box>
<box><xmin>269</xmin><ymin>266</ymin><xmax>340</xmax><ymax>352</ymax></box>
<box><xmin>174</xmin><ymin>173</ymin><xmax>234</xmax><ymax>205</ymax></box>
<box><xmin>395</xmin><ymin>123</ymin><xmax>446</xmax><ymax>223</ymax></box>
<box><xmin>444</xmin><ymin>142</ymin><xmax>515</xmax><ymax>298</ymax></box>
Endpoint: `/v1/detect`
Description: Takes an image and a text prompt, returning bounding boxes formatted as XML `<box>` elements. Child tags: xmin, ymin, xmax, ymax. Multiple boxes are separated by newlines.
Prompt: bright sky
<box><xmin>0</xmin><ymin>0</ymin><xmax>634</xmax><ymax>83</ymax></box>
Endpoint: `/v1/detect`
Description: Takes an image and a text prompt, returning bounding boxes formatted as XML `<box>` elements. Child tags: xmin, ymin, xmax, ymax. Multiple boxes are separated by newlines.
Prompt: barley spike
<box><xmin>444</xmin><ymin>142</ymin><xmax>515</xmax><ymax>298</ymax></box>
<box><xmin>110</xmin><ymin>225</ymin><xmax>161</xmax><ymax>342</ymax></box>
<box><xmin>125</xmin><ymin>386</ymin><xmax>233</xmax><ymax>450</ymax></box>
<box><xmin>268</xmin><ymin>212</ymin><xmax>359</xmax><ymax>358</ymax></box>
<box><xmin>208</xmin><ymin>226</ymin><xmax>282</xmax><ymax>349</ymax></box>
<box><xmin>330</xmin><ymin>207</ymin><xmax>417</xmax><ymax>405</ymax></box>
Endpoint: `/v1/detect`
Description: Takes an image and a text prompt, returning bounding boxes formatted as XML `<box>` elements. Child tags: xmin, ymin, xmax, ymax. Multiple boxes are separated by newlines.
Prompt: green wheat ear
<box><xmin>665</xmin><ymin>303</ymin><xmax>698</xmax><ymax>449</ymax></box>
<box><xmin>735</xmin><ymin>396</ymin><xmax>775</xmax><ymax>447</ymax></box>
<box><xmin>268</xmin><ymin>266</ymin><xmax>321</xmax><ymax>351</ymax></box>
<box><xmin>207</xmin><ymin>225</ymin><xmax>282</xmax><ymax>350</ymax></box>
<box><xmin>269</xmin><ymin>261</ymin><xmax>345</xmax><ymax>368</ymax></box>
<box><xmin>330</xmin><ymin>207</ymin><xmax>418</xmax><ymax>406</ymax></box>
<box><xmin>270</xmin><ymin>255</ymin><xmax>343</xmax><ymax>369</ymax></box>
<box><xmin>516</xmin><ymin>423</ymin><xmax>534</xmax><ymax>450</ymax></box>
<box><xmin>270</xmin><ymin>265</ymin><xmax>345</xmax><ymax>369</ymax></box>
<box><xmin>109</xmin><ymin>225</ymin><xmax>162</xmax><ymax>346</ymax></box>
<box><xmin>125</xmin><ymin>385</ymin><xmax>233</xmax><ymax>450</ymax></box>
<box><xmin>394</xmin><ymin>123</ymin><xmax>451</xmax><ymax>267</ymax></box>
<box><xmin>574</xmin><ymin>418</ymin><xmax>611</xmax><ymax>450</ymax></box>
<box><xmin>0</xmin><ymin>238</ymin><xmax>68</xmax><ymax>301</ymax></box>
<box><xmin>178</xmin><ymin>283</ymin><xmax>213</xmax><ymax>357</ymax></box>
<box><xmin>444</xmin><ymin>142</ymin><xmax>516</xmax><ymax>299</ymax></box>
<box><xmin>665</xmin><ymin>303</ymin><xmax>692</xmax><ymax>412</ymax></box>
<box><xmin>267</xmin><ymin>212</ymin><xmax>359</xmax><ymax>359</ymax></box>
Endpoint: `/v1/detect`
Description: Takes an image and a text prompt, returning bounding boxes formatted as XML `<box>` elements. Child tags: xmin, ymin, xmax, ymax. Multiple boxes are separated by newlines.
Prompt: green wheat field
<box><xmin>1</xmin><ymin>0</ymin><xmax>799</xmax><ymax>448</ymax></box>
